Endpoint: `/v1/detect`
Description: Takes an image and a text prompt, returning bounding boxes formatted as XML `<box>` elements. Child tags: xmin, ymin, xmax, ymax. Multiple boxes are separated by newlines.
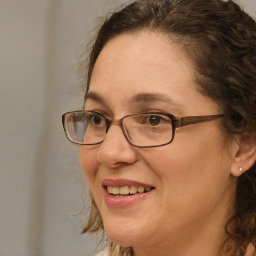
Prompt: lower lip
<box><xmin>103</xmin><ymin>188</ymin><xmax>153</xmax><ymax>208</ymax></box>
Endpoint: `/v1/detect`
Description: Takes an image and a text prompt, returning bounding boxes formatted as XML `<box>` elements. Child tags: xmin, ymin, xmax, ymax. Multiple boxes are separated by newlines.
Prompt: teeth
<box><xmin>107</xmin><ymin>185</ymin><xmax>153</xmax><ymax>195</ymax></box>
<box><xmin>138</xmin><ymin>186</ymin><xmax>144</xmax><ymax>193</ymax></box>
<box><xmin>112</xmin><ymin>187</ymin><xmax>120</xmax><ymax>195</ymax></box>
<box><xmin>119</xmin><ymin>186</ymin><xmax>129</xmax><ymax>195</ymax></box>
<box><xmin>130</xmin><ymin>185</ymin><xmax>137</xmax><ymax>194</ymax></box>
<box><xmin>107</xmin><ymin>186</ymin><xmax>112</xmax><ymax>194</ymax></box>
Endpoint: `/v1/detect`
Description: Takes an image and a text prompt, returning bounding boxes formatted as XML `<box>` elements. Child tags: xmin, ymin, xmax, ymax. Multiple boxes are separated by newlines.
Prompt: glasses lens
<box><xmin>64</xmin><ymin>111</ymin><xmax>106</xmax><ymax>144</ymax></box>
<box><xmin>123</xmin><ymin>113</ymin><xmax>173</xmax><ymax>147</ymax></box>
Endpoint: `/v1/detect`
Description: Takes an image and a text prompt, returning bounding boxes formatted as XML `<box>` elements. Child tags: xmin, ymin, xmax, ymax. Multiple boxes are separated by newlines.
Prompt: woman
<box><xmin>62</xmin><ymin>0</ymin><xmax>256</xmax><ymax>255</ymax></box>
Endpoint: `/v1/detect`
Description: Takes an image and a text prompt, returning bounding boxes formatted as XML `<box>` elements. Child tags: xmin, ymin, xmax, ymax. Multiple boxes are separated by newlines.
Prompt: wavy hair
<box><xmin>79</xmin><ymin>0</ymin><xmax>256</xmax><ymax>255</ymax></box>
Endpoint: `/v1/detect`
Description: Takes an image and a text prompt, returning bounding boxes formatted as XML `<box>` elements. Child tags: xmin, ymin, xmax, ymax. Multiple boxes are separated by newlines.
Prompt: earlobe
<box><xmin>230</xmin><ymin>135</ymin><xmax>256</xmax><ymax>177</ymax></box>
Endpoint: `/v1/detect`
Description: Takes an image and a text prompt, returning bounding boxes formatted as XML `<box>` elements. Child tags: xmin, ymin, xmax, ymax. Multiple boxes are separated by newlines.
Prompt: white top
<box><xmin>95</xmin><ymin>247</ymin><xmax>132</xmax><ymax>256</ymax></box>
<box><xmin>96</xmin><ymin>250</ymin><xmax>108</xmax><ymax>256</ymax></box>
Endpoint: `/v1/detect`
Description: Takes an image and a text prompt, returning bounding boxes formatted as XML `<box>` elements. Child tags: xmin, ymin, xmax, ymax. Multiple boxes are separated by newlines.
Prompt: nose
<box><xmin>96</xmin><ymin>124</ymin><xmax>138</xmax><ymax>168</ymax></box>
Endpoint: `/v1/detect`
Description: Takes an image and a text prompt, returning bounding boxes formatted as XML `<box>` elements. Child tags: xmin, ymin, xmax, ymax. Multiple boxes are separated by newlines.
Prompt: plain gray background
<box><xmin>0</xmin><ymin>0</ymin><xmax>255</xmax><ymax>256</ymax></box>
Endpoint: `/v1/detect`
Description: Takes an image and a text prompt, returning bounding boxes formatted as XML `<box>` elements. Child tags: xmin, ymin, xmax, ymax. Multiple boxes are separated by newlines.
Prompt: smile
<box><xmin>103</xmin><ymin>179</ymin><xmax>155</xmax><ymax>207</ymax></box>
<box><xmin>106</xmin><ymin>185</ymin><xmax>153</xmax><ymax>196</ymax></box>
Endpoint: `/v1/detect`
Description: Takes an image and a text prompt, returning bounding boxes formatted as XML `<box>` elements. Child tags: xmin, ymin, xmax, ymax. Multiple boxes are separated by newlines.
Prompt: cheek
<box><xmin>142</xmin><ymin>128</ymin><xmax>230</xmax><ymax>208</ymax></box>
<box><xmin>80</xmin><ymin>147</ymin><xmax>99</xmax><ymax>186</ymax></box>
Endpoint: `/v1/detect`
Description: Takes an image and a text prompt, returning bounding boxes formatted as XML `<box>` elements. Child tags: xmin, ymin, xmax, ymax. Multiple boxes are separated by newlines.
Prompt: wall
<box><xmin>1</xmin><ymin>1</ymin><xmax>125</xmax><ymax>255</ymax></box>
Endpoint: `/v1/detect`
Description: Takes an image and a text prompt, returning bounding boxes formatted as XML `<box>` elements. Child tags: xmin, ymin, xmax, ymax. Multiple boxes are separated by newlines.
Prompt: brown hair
<box><xmin>80</xmin><ymin>0</ymin><xmax>256</xmax><ymax>255</ymax></box>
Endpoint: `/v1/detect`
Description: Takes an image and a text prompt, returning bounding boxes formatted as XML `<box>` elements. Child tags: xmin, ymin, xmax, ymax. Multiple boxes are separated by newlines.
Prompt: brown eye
<box><xmin>87</xmin><ymin>113</ymin><xmax>105</xmax><ymax>126</ymax></box>
<box><xmin>148</xmin><ymin>115</ymin><xmax>161</xmax><ymax>126</ymax></box>
<box><xmin>92</xmin><ymin>115</ymin><xmax>103</xmax><ymax>125</ymax></box>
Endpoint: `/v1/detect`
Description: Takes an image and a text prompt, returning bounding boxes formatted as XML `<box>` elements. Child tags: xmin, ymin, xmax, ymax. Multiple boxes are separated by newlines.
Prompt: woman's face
<box><xmin>80</xmin><ymin>31</ymin><xmax>236</xmax><ymax>252</ymax></box>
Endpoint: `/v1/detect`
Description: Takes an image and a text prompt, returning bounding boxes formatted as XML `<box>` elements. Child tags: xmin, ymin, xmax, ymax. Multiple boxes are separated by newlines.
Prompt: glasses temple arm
<box><xmin>175</xmin><ymin>114</ymin><xmax>224</xmax><ymax>128</ymax></box>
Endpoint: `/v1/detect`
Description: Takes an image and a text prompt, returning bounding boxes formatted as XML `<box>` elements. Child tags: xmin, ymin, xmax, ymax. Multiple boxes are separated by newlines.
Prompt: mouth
<box><xmin>105</xmin><ymin>185</ymin><xmax>155</xmax><ymax>196</ymax></box>
<box><xmin>102</xmin><ymin>179</ymin><xmax>155</xmax><ymax>207</ymax></box>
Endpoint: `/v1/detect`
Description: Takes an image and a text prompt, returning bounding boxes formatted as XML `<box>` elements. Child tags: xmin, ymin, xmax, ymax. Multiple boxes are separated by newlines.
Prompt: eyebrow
<box><xmin>85</xmin><ymin>91</ymin><xmax>183</xmax><ymax>110</ymax></box>
<box><xmin>85</xmin><ymin>92</ymin><xmax>106</xmax><ymax>105</ymax></box>
<box><xmin>131</xmin><ymin>92</ymin><xmax>182</xmax><ymax>106</ymax></box>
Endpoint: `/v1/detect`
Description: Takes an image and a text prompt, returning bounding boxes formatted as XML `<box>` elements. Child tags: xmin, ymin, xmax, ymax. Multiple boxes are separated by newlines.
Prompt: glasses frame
<box><xmin>62</xmin><ymin>110</ymin><xmax>224</xmax><ymax>148</ymax></box>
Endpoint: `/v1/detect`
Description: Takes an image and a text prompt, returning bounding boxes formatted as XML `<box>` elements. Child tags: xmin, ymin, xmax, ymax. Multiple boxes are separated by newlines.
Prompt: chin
<box><xmin>103</xmin><ymin>218</ymin><xmax>145</xmax><ymax>247</ymax></box>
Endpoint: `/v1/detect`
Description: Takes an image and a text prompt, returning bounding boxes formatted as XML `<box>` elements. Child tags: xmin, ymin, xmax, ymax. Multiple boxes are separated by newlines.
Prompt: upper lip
<box><xmin>102</xmin><ymin>179</ymin><xmax>154</xmax><ymax>188</ymax></box>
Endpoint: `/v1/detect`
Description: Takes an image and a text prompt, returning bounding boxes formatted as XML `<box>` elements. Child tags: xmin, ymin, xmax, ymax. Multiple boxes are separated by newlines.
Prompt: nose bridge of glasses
<box><xmin>105</xmin><ymin>118</ymin><xmax>124</xmax><ymax>132</ymax></box>
<box><xmin>104</xmin><ymin>117</ymin><xmax>133</xmax><ymax>147</ymax></box>
<box><xmin>111</xmin><ymin>119</ymin><xmax>123</xmax><ymax>126</ymax></box>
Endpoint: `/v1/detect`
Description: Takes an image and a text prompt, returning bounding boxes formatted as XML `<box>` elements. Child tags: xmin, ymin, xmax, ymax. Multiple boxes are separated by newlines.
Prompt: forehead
<box><xmin>90</xmin><ymin>31</ymin><xmax>194</xmax><ymax>84</ymax></box>
<box><xmin>87</xmin><ymin>31</ymin><xmax>217</xmax><ymax>115</ymax></box>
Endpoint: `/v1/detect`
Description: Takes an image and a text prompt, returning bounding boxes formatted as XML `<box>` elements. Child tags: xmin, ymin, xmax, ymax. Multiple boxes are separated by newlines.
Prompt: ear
<box><xmin>230</xmin><ymin>135</ymin><xmax>256</xmax><ymax>177</ymax></box>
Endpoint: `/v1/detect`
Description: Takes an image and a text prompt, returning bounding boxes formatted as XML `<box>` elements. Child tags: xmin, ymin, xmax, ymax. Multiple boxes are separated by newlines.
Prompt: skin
<box><xmin>80</xmin><ymin>31</ymin><xmax>253</xmax><ymax>256</ymax></box>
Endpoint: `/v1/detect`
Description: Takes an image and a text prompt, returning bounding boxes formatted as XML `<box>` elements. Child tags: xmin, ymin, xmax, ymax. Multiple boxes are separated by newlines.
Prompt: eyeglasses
<box><xmin>62</xmin><ymin>110</ymin><xmax>224</xmax><ymax>148</ymax></box>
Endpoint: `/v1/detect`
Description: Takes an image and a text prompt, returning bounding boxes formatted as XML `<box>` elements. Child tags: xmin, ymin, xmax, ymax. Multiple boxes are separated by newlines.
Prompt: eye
<box><xmin>147</xmin><ymin>115</ymin><xmax>161</xmax><ymax>126</ymax></box>
<box><xmin>86</xmin><ymin>112</ymin><xmax>106</xmax><ymax>126</ymax></box>
<box><xmin>92</xmin><ymin>114</ymin><xmax>103</xmax><ymax>125</ymax></box>
<box><xmin>135</xmin><ymin>114</ymin><xmax>170</xmax><ymax>128</ymax></box>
